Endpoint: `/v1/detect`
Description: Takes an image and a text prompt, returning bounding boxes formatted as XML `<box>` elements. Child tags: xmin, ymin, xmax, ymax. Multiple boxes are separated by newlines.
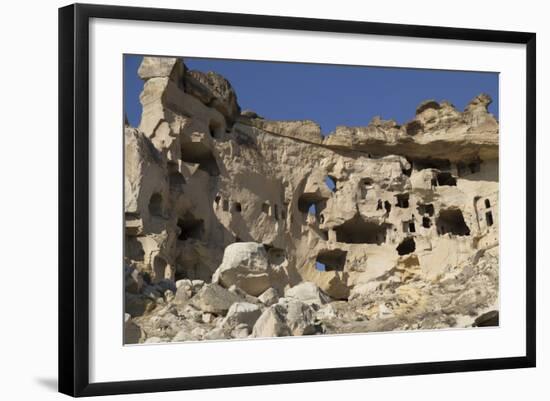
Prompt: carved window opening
<box><xmin>177</xmin><ymin>213</ymin><xmax>204</xmax><ymax>241</ymax></box>
<box><xmin>422</xmin><ymin>217</ymin><xmax>431</xmax><ymax>228</ymax></box>
<box><xmin>180</xmin><ymin>143</ymin><xmax>220</xmax><ymax>176</ymax></box>
<box><xmin>233</xmin><ymin>202</ymin><xmax>242</xmax><ymax>213</ymax></box>
<box><xmin>436</xmin><ymin>172</ymin><xmax>457</xmax><ymax>186</ymax></box>
<box><xmin>316</xmin><ymin>249</ymin><xmax>347</xmax><ymax>272</ymax></box>
<box><xmin>485</xmin><ymin>199</ymin><xmax>491</xmax><ymax>208</ymax></box>
<box><xmin>325</xmin><ymin>176</ymin><xmax>337</xmax><ymax>192</ymax></box>
<box><xmin>395</xmin><ymin>193</ymin><xmax>410</xmax><ymax>208</ymax></box>
<box><xmin>417</xmin><ymin>203</ymin><xmax>435</xmax><ymax>217</ymax></box>
<box><xmin>436</xmin><ymin>209</ymin><xmax>471</xmax><ymax>236</ymax></box>
<box><xmin>335</xmin><ymin>214</ymin><xmax>390</xmax><ymax>244</ymax></box>
<box><xmin>396</xmin><ymin>237</ymin><xmax>416</xmax><ymax>256</ymax></box>
<box><xmin>486</xmin><ymin>211</ymin><xmax>494</xmax><ymax>227</ymax></box>
<box><xmin>208</xmin><ymin>119</ymin><xmax>224</xmax><ymax>138</ymax></box>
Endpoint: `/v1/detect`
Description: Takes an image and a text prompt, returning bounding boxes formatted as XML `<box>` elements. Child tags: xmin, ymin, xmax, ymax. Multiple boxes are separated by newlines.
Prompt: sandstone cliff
<box><xmin>124</xmin><ymin>57</ymin><xmax>499</xmax><ymax>344</ymax></box>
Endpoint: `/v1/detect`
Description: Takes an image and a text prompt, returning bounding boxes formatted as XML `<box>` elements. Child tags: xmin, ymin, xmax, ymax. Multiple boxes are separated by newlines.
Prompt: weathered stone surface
<box><xmin>213</xmin><ymin>242</ymin><xmax>283</xmax><ymax>296</ymax></box>
<box><xmin>124</xmin><ymin>56</ymin><xmax>499</xmax><ymax>343</ymax></box>
<box><xmin>252</xmin><ymin>305</ymin><xmax>290</xmax><ymax>338</ymax></box>
<box><xmin>138</xmin><ymin>57</ymin><xmax>185</xmax><ymax>82</ymax></box>
<box><xmin>223</xmin><ymin>302</ymin><xmax>262</xmax><ymax>329</ymax></box>
<box><xmin>190</xmin><ymin>283</ymin><xmax>242</xmax><ymax>315</ymax></box>
<box><xmin>285</xmin><ymin>282</ymin><xmax>331</xmax><ymax>306</ymax></box>
<box><xmin>258</xmin><ymin>287</ymin><xmax>279</xmax><ymax>306</ymax></box>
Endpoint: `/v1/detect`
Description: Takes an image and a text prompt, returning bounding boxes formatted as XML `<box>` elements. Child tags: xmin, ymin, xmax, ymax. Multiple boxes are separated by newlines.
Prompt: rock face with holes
<box><xmin>124</xmin><ymin>56</ymin><xmax>499</xmax><ymax>343</ymax></box>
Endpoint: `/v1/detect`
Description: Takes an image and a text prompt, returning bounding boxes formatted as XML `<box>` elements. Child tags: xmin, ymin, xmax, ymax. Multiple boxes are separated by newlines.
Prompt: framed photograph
<box><xmin>58</xmin><ymin>3</ymin><xmax>536</xmax><ymax>397</ymax></box>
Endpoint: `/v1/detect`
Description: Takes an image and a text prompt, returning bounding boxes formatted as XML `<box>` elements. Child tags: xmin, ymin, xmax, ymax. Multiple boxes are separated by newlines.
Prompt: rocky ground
<box><xmin>125</xmin><ymin>242</ymin><xmax>498</xmax><ymax>343</ymax></box>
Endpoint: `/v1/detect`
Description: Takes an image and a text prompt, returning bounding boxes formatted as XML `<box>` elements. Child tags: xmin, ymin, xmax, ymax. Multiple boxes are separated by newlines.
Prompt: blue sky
<box><xmin>124</xmin><ymin>55</ymin><xmax>498</xmax><ymax>135</ymax></box>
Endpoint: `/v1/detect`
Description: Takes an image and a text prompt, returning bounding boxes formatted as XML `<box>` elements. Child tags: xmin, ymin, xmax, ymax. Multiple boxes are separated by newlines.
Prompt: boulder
<box><xmin>252</xmin><ymin>305</ymin><xmax>290</xmax><ymax>338</ymax></box>
<box><xmin>285</xmin><ymin>282</ymin><xmax>331</xmax><ymax>306</ymax></box>
<box><xmin>190</xmin><ymin>283</ymin><xmax>242</xmax><ymax>315</ymax></box>
<box><xmin>280</xmin><ymin>299</ymin><xmax>317</xmax><ymax>336</ymax></box>
<box><xmin>223</xmin><ymin>302</ymin><xmax>262</xmax><ymax>329</ymax></box>
<box><xmin>213</xmin><ymin>242</ymin><xmax>272</xmax><ymax>296</ymax></box>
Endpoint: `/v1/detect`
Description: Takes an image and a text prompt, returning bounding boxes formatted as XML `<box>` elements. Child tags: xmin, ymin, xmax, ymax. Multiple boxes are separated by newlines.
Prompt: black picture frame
<box><xmin>58</xmin><ymin>3</ymin><xmax>536</xmax><ymax>397</ymax></box>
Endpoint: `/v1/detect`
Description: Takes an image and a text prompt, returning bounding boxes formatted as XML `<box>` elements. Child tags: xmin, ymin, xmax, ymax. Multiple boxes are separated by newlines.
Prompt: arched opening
<box><xmin>148</xmin><ymin>193</ymin><xmax>163</xmax><ymax>217</ymax></box>
<box><xmin>377</xmin><ymin>199</ymin><xmax>383</xmax><ymax>210</ymax></box>
<box><xmin>232</xmin><ymin>202</ymin><xmax>242</xmax><ymax>213</ymax></box>
<box><xmin>485</xmin><ymin>199</ymin><xmax>491</xmax><ymax>208</ymax></box>
<box><xmin>396</xmin><ymin>237</ymin><xmax>416</xmax><ymax>256</ymax></box>
<box><xmin>177</xmin><ymin>213</ymin><xmax>204</xmax><ymax>241</ymax></box>
<box><xmin>436</xmin><ymin>209</ymin><xmax>471</xmax><ymax>236</ymax></box>
<box><xmin>334</xmin><ymin>214</ymin><xmax>390</xmax><ymax>244</ymax></box>
<box><xmin>316</xmin><ymin>249</ymin><xmax>347</xmax><ymax>272</ymax></box>
<box><xmin>208</xmin><ymin>119</ymin><xmax>224</xmax><ymax>138</ymax></box>
<box><xmin>325</xmin><ymin>176</ymin><xmax>337</xmax><ymax>192</ymax></box>
<box><xmin>384</xmin><ymin>200</ymin><xmax>392</xmax><ymax>214</ymax></box>
<box><xmin>180</xmin><ymin>142</ymin><xmax>220</xmax><ymax>176</ymax></box>
<box><xmin>422</xmin><ymin>216</ymin><xmax>431</xmax><ymax>228</ymax></box>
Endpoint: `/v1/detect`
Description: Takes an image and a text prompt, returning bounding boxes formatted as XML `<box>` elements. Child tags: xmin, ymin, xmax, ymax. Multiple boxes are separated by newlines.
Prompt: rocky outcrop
<box><xmin>124</xmin><ymin>56</ymin><xmax>499</xmax><ymax>343</ymax></box>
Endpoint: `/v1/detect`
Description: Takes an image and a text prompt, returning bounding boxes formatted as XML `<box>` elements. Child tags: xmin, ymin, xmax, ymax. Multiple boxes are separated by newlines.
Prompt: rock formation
<box><xmin>124</xmin><ymin>56</ymin><xmax>499</xmax><ymax>344</ymax></box>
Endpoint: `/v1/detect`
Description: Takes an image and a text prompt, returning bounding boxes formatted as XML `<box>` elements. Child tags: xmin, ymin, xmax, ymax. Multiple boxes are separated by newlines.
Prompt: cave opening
<box><xmin>412</xmin><ymin>158</ymin><xmax>451</xmax><ymax>171</ymax></box>
<box><xmin>232</xmin><ymin>202</ymin><xmax>242</xmax><ymax>213</ymax></box>
<box><xmin>148</xmin><ymin>193</ymin><xmax>163</xmax><ymax>217</ymax></box>
<box><xmin>180</xmin><ymin>142</ymin><xmax>220</xmax><ymax>176</ymax></box>
<box><xmin>335</xmin><ymin>214</ymin><xmax>389</xmax><ymax>244</ymax></box>
<box><xmin>209</xmin><ymin>119</ymin><xmax>224</xmax><ymax>139</ymax></box>
<box><xmin>422</xmin><ymin>216</ymin><xmax>431</xmax><ymax>228</ymax></box>
<box><xmin>316</xmin><ymin>249</ymin><xmax>347</xmax><ymax>272</ymax></box>
<box><xmin>384</xmin><ymin>200</ymin><xmax>392</xmax><ymax>214</ymax></box>
<box><xmin>436</xmin><ymin>209</ymin><xmax>471</xmax><ymax>236</ymax></box>
<box><xmin>436</xmin><ymin>172</ymin><xmax>457</xmax><ymax>186</ymax></box>
<box><xmin>485</xmin><ymin>199</ymin><xmax>491</xmax><ymax>208</ymax></box>
<box><xmin>417</xmin><ymin>203</ymin><xmax>435</xmax><ymax>217</ymax></box>
<box><xmin>177</xmin><ymin>213</ymin><xmax>204</xmax><ymax>241</ymax></box>
<box><xmin>395</xmin><ymin>193</ymin><xmax>410</xmax><ymax>208</ymax></box>
<box><xmin>396</xmin><ymin>237</ymin><xmax>416</xmax><ymax>256</ymax></box>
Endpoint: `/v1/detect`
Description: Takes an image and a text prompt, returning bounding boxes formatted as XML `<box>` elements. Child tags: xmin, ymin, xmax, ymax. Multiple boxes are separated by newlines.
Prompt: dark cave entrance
<box><xmin>436</xmin><ymin>209</ymin><xmax>471</xmax><ymax>236</ymax></box>
<box><xmin>334</xmin><ymin>214</ymin><xmax>389</xmax><ymax>244</ymax></box>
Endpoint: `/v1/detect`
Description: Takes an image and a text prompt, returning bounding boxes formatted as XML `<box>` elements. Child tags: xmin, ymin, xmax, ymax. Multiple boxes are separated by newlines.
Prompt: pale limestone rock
<box><xmin>258</xmin><ymin>287</ymin><xmax>279</xmax><ymax>306</ymax></box>
<box><xmin>223</xmin><ymin>302</ymin><xmax>262</xmax><ymax>329</ymax></box>
<box><xmin>285</xmin><ymin>282</ymin><xmax>331</xmax><ymax>306</ymax></box>
<box><xmin>190</xmin><ymin>283</ymin><xmax>242</xmax><ymax>315</ymax></box>
<box><xmin>252</xmin><ymin>305</ymin><xmax>290</xmax><ymax>338</ymax></box>
<box><xmin>213</xmin><ymin>242</ymin><xmax>284</xmax><ymax>296</ymax></box>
